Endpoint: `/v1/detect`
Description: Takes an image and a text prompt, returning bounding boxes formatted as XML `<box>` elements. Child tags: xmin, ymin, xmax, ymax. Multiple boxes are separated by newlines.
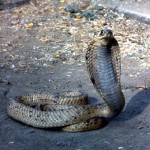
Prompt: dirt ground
<box><xmin>0</xmin><ymin>0</ymin><xmax>150</xmax><ymax>150</ymax></box>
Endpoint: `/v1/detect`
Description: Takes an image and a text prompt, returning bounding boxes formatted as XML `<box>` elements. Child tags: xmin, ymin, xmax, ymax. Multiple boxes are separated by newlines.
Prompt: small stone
<box><xmin>60</xmin><ymin>55</ymin><xmax>67</xmax><ymax>61</ymax></box>
<box><xmin>129</xmin><ymin>74</ymin><xmax>134</xmax><ymax>77</ymax></box>
<box><xmin>138</xmin><ymin>126</ymin><xmax>144</xmax><ymax>129</ymax></box>
<box><xmin>3</xmin><ymin>49</ymin><xmax>7</xmax><ymax>52</ymax></box>
<box><xmin>0</xmin><ymin>64</ymin><xmax>5</xmax><ymax>68</ymax></box>
<box><xmin>18</xmin><ymin>63</ymin><xmax>26</xmax><ymax>70</ymax></box>
<box><xmin>8</xmin><ymin>141</ymin><xmax>14</xmax><ymax>144</ymax></box>
<box><xmin>104</xmin><ymin>141</ymin><xmax>110</xmax><ymax>144</ymax></box>
<box><xmin>43</xmin><ymin>63</ymin><xmax>48</xmax><ymax>67</ymax></box>
<box><xmin>103</xmin><ymin>22</ymin><xmax>108</xmax><ymax>26</ymax></box>
<box><xmin>94</xmin><ymin>4</ymin><xmax>103</xmax><ymax>11</ymax></box>
<box><xmin>118</xmin><ymin>147</ymin><xmax>123</xmax><ymax>150</ymax></box>
<box><xmin>69</xmin><ymin>27</ymin><xmax>78</xmax><ymax>35</ymax></box>
<box><xmin>0</xmin><ymin>78</ymin><xmax>11</xmax><ymax>85</ymax></box>
<box><xmin>81</xmin><ymin>11</ymin><xmax>96</xmax><ymax>20</ymax></box>
<box><xmin>78</xmin><ymin>0</ymin><xmax>91</xmax><ymax>10</ymax></box>
<box><xmin>128</xmin><ymin>53</ymin><xmax>134</xmax><ymax>57</ymax></box>
<box><xmin>10</xmin><ymin>64</ymin><xmax>15</xmax><ymax>69</ymax></box>
<box><xmin>72</xmin><ymin>55</ymin><xmax>79</xmax><ymax>60</ymax></box>
<box><xmin>65</xmin><ymin>4</ymin><xmax>80</xmax><ymax>14</ymax></box>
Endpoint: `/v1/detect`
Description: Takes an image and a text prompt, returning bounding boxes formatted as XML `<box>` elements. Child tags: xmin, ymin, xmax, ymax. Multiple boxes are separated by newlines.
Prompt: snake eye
<box><xmin>100</xmin><ymin>30</ymin><xmax>105</xmax><ymax>35</ymax></box>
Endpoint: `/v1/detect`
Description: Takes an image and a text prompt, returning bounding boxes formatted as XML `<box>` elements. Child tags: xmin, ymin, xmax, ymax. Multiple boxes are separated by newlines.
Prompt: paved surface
<box><xmin>0</xmin><ymin>1</ymin><xmax>150</xmax><ymax>150</ymax></box>
<box><xmin>92</xmin><ymin>0</ymin><xmax>150</xmax><ymax>24</ymax></box>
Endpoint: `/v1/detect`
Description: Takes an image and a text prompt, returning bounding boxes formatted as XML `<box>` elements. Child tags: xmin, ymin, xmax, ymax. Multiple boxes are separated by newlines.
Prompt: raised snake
<box><xmin>7</xmin><ymin>29</ymin><xmax>125</xmax><ymax>132</ymax></box>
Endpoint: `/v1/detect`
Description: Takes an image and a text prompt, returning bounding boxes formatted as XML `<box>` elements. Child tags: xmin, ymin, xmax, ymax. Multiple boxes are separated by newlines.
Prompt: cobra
<box><xmin>7</xmin><ymin>29</ymin><xmax>125</xmax><ymax>132</ymax></box>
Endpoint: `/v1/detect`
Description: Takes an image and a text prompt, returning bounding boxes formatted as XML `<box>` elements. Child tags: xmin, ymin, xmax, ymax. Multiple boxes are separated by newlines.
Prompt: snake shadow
<box><xmin>115</xmin><ymin>87</ymin><xmax>150</xmax><ymax>121</ymax></box>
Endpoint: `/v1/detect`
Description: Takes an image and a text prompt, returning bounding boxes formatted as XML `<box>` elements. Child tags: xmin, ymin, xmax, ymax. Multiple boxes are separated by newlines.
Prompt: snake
<box><xmin>7</xmin><ymin>29</ymin><xmax>125</xmax><ymax>132</ymax></box>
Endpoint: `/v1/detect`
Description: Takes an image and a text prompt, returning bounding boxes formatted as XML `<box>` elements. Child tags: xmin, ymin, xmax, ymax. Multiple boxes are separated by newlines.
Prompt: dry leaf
<box><xmin>26</xmin><ymin>22</ymin><xmax>33</xmax><ymax>28</ymax></box>
<box><xmin>74</xmin><ymin>15</ymin><xmax>82</xmax><ymax>21</ymax></box>
<box><xmin>39</xmin><ymin>37</ymin><xmax>51</xmax><ymax>43</ymax></box>
<box><xmin>60</xmin><ymin>0</ymin><xmax>65</xmax><ymax>3</ymax></box>
<box><xmin>59</xmin><ymin>6</ymin><xmax>65</xmax><ymax>11</ymax></box>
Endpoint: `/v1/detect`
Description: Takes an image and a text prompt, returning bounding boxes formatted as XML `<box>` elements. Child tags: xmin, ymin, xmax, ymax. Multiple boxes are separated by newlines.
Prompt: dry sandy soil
<box><xmin>0</xmin><ymin>0</ymin><xmax>150</xmax><ymax>150</ymax></box>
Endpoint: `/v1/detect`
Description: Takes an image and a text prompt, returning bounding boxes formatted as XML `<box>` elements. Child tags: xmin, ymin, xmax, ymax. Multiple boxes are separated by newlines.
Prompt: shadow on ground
<box><xmin>116</xmin><ymin>87</ymin><xmax>150</xmax><ymax>121</ymax></box>
<box><xmin>0</xmin><ymin>0</ymin><xmax>35</xmax><ymax>10</ymax></box>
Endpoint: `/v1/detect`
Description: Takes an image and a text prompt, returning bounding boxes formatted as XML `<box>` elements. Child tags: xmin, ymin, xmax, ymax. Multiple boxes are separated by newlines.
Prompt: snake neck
<box><xmin>91</xmin><ymin>42</ymin><xmax>125</xmax><ymax>117</ymax></box>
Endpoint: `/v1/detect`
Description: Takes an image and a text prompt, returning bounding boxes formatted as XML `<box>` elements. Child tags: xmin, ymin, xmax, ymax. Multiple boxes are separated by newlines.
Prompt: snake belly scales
<box><xmin>7</xmin><ymin>29</ymin><xmax>125</xmax><ymax>132</ymax></box>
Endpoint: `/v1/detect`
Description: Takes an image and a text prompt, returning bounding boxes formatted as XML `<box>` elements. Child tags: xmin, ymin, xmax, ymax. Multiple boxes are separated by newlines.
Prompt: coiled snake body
<box><xmin>7</xmin><ymin>29</ymin><xmax>125</xmax><ymax>132</ymax></box>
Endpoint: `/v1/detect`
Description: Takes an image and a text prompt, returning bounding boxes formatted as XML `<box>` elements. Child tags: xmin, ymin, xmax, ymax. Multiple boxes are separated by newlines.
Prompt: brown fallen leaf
<box><xmin>26</xmin><ymin>22</ymin><xmax>34</xmax><ymax>28</ymax></box>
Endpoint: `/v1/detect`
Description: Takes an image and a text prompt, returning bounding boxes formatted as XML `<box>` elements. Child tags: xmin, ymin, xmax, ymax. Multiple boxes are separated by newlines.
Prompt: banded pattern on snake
<box><xmin>7</xmin><ymin>29</ymin><xmax>125</xmax><ymax>132</ymax></box>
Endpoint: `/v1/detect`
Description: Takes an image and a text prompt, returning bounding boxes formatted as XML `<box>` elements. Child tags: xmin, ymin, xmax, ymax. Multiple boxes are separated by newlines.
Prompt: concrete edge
<box><xmin>92</xmin><ymin>2</ymin><xmax>150</xmax><ymax>25</ymax></box>
<box><xmin>116</xmin><ymin>7</ymin><xmax>150</xmax><ymax>25</ymax></box>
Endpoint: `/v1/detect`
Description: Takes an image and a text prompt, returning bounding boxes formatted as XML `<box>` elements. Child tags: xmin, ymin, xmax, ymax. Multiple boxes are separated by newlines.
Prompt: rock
<box><xmin>78</xmin><ymin>0</ymin><xmax>91</xmax><ymax>10</ymax></box>
<box><xmin>81</xmin><ymin>11</ymin><xmax>96</xmax><ymax>20</ymax></box>
<box><xmin>10</xmin><ymin>64</ymin><xmax>16</xmax><ymax>69</ymax></box>
<box><xmin>65</xmin><ymin>4</ymin><xmax>80</xmax><ymax>14</ymax></box>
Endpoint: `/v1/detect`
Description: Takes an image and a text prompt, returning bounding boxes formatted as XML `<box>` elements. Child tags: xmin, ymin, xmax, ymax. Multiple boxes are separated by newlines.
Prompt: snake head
<box><xmin>95</xmin><ymin>29</ymin><xmax>114</xmax><ymax>46</ymax></box>
<box><xmin>99</xmin><ymin>29</ymin><xmax>113</xmax><ymax>37</ymax></box>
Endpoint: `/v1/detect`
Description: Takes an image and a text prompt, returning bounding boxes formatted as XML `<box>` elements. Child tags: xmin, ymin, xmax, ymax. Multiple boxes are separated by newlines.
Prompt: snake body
<box><xmin>86</xmin><ymin>29</ymin><xmax>125</xmax><ymax>114</ymax></box>
<box><xmin>7</xmin><ymin>29</ymin><xmax>125</xmax><ymax>132</ymax></box>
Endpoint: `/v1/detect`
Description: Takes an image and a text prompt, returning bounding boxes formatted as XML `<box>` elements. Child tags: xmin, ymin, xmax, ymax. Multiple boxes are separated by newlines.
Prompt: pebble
<box><xmin>94</xmin><ymin>4</ymin><xmax>103</xmax><ymax>11</ymax></box>
<box><xmin>0</xmin><ymin>78</ymin><xmax>11</xmax><ymax>85</ymax></box>
<box><xmin>81</xmin><ymin>11</ymin><xmax>96</xmax><ymax>20</ymax></box>
<box><xmin>3</xmin><ymin>49</ymin><xmax>7</xmax><ymax>52</ymax></box>
<box><xmin>129</xmin><ymin>74</ymin><xmax>134</xmax><ymax>77</ymax></box>
<box><xmin>8</xmin><ymin>141</ymin><xmax>14</xmax><ymax>144</ymax></box>
<box><xmin>43</xmin><ymin>63</ymin><xmax>48</xmax><ymax>67</ymax></box>
<box><xmin>0</xmin><ymin>64</ymin><xmax>5</xmax><ymax>68</ymax></box>
<box><xmin>69</xmin><ymin>27</ymin><xmax>78</xmax><ymax>35</ymax></box>
<box><xmin>128</xmin><ymin>53</ymin><xmax>134</xmax><ymax>57</ymax></box>
<box><xmin>138</xmin><ymin>126</ymin><xmax>144</xmax><ymax>129</ymax></box>
<box><xmin>10</xmin><ymin>64</ymin><xmax>15</xmax><ymax>69</ymax></box>
<box><xmin>104</xmin><ymin>141</ymin><xmax>110</xmax><ymax>144</ymax></box>
<box><xmin>65</xmin><ymin>4</ymin><xmax>80</xmax><ymax>14</ymax></box>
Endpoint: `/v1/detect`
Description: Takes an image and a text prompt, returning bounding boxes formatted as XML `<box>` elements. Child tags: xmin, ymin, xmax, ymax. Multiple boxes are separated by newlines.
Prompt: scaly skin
<box><xmin>86</xmin><ymin>29</ymin><xmax>125</xmax><ymax>114</ymax></box>
<box><xmin>7</xmin><ymin>29</ymin><xmax>125</xmax><ymax>132</ymax></box>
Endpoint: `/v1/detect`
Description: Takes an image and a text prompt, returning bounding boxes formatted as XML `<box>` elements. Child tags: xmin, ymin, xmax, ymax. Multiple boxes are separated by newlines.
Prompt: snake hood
<box><xmin>86</xmin><ymin>29</ymin><xmax>125</xmax><ymax>116</ymax></box>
